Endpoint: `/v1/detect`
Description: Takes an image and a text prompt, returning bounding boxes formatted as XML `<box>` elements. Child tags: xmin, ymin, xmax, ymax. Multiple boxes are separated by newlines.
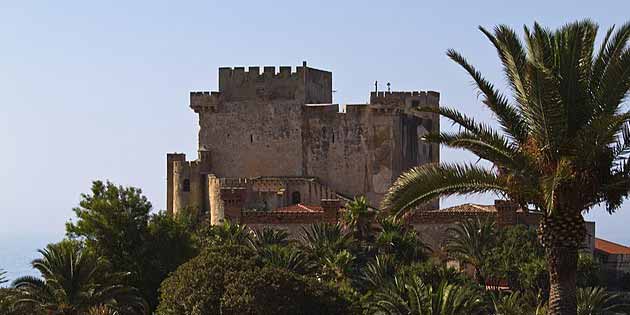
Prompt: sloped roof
<box><xmin>595</xmin><ymin>238</ymin><xmax>630</xmax><ymax>255</ymax></box>
<box><xmin>435</xmin><ymin>203</ymin><xmax>497</xmax><ymax>213</ymax></box>
<box><xmin>273</xmin><ymin>204</ymin><xmax>323</xmax><ymax>213</ymax></box>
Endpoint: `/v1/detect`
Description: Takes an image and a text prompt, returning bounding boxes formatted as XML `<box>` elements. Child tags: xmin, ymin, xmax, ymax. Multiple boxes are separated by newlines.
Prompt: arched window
<box><xmin>291</xmin><ymin>191</ymin><xmax>301</xmax><ymax>204</ymax></box>
<box><xmin>183</xmin><ymin>179</ymin><xmax>191</xmax><ymax>192</ymax></box>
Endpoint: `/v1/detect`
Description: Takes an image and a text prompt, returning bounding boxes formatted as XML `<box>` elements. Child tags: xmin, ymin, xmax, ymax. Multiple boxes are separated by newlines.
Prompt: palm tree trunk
<box><xmin>546</xmin><ymin>244</ymin><xmax>578</xmax><ymax>315</ymax></box>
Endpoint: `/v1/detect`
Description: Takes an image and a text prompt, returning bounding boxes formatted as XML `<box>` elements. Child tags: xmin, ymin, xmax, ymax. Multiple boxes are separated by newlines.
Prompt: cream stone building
<box><xmin>166</xmin><ymin>62</ymin><xmax>440</xmax><ymax>224</ymax></box>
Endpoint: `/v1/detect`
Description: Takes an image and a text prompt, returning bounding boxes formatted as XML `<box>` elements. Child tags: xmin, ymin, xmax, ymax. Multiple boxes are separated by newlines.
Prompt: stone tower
<box><xmin>166</xmin><ymin>63</ymin><xmax>439</xmax><ymax>218</ymax></box>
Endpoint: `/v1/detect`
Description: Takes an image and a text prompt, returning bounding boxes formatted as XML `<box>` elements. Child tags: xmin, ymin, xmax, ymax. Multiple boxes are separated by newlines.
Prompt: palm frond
<box><xmin>446</xmin><ymin>48</ymin><xmax>528</xmax><ymax>143</ymax></box>
<box><xmin>381</xmin><ymin>163</ymin><xmax>508</xmax><ymax>217</ymax></box>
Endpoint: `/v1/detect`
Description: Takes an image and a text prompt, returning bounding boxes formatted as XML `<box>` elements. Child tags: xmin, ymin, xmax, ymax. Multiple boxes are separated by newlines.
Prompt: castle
<box><xmin>165</xmin><ymin>62</ymin><xmax>598</xmax><ymax>253</ymax></box>
<box><xmin>166</xmin><ymin>62</ymin><xmax>440</xmax><ymax>227</ymax></box>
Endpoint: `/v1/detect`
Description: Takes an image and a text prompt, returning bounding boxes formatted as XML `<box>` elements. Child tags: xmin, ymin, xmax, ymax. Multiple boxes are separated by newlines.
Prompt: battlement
<box><xmin>219</xmin><ymin>65</ymin><xmax>305</xmax><ymax>82</ymax></box>
<box><xmin>190</xmin><ymin>91</ymin><xmax>222</xmax><ymax>113</ymax></box>
<box><xmin>370</xmin><ymin>91</ymin><xmax>440</xmax><ymax>108</ymax></box>
<box><xmin>216</xmin><ymin>63</ymin><xmax>332</xmax><ymax>103</ymax></box>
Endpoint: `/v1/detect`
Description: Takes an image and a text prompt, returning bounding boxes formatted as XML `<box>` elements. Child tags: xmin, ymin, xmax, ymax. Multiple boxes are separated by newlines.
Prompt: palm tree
<box><xmin>249</xmin><ymin>227</ymin><xmax>290</xmax><ymax>250</ymax></box>
<box><xmin>12</xmin><ymin>240</ymin><xmax>146</xmax><ymax>315</ymax></box>
<box><xmin>375</xmin><ymin>218</ymin><xmax>430</xmax><ymax>264</ymax></box>
<box><xmin>342</xmin><ymin>196</ymin><xmax>375</xmax><ymax>241</ymax></box>
<box><xmin>576</xmin><ymin>287</ymin><xmax>629</xmax><ymax>315</ymax></box>
<box><xmin>367</xmin><ymin>275</ymin><xmax>485</xmax><ymax>315</ymax></box>
<box><xmin>444</xmin><ymin>218</ymin><xmax>496</xmax><ymax>284</ymax></box>
<box><xmin>199</xmin><ymin>220</ymin><xmax>251</xmax><ymax>247</ymax></box>
<box><xmin>382</xmin><ymin>20</ymin><xmax>630</xmax><ymax>315</ymax></box>
<box><xmin>361</xmin><ymin>255</ymin><xmax>397</xmax><ymax>289</ymax></box>
<box><xmin>301</xmin><ymin>223</ymin><xmax>354</xmax><ymax>257</ymax></box>
<box><xmin>257</xmin><ymin>245</ymin><xmax>314</xmax><ymax>274</ymax></box>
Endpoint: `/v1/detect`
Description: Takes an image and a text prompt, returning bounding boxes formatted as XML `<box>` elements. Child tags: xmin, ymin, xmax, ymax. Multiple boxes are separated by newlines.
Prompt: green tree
<box><xmin>221</xmin><ymin>267</ymin><xmax>352</xmax><ymax>315</ymax></box>
<box><xmin>155</xmin><ymin>245</ymin><xmax>256</xmax><ymax>315</ymax></box>
<box><xmin>367</xmin><ymin>276</ymin><xmax>485</xmax><ymax>315</ymax></box>
<box><xmin>12</xmin><ymin>240</ymin><xmax>146</xmax><ymax>315</ymax></box>
<box><xmin>444</xmin><ymin>218</ymin><xmax>496</xmax><ymax>284</ymax></box>
<box><xmin>382</xmin><ymin>21</ymin><xmax>630</xmax><ymax>314</ymax></box>
<box><xmin>66</xmin><ymin>180</ymin><xmax>196</xmax><ymax>311</ymax></box>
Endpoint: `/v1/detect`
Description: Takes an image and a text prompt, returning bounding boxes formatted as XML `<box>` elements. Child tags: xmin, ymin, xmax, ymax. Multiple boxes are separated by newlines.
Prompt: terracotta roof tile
<box><xmin>595</xmin><ymin>238</ymin><xmax>630</xmax><ymax>255</ymax></box>
<box><xmin>273</xmin><ymin>204</ymin><xmax>323</xmax><ymax>213</ymax></box>
<box><xmin>430</xmin><ymin>203</ymin><xmax>497</xmax><ymax>213</ymax></box>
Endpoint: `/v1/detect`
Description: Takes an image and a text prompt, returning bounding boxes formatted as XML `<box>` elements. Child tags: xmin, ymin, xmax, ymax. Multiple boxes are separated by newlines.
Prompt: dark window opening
<box><xmin>291</xmin><ymin>191</ymin><xmax>301</xmax><ymax>204</ymax></box>
<box><xmin>250</xmin><ymin>134</ymin><xmax>254</xmax><ymax>143</ymax></box>
<box><xmin>322</xmin><ymin>127</ymin><xmax>327</xmax><ymax>138</ymax></box>
<box><xmin>183</xmin><ymin>179</ymin><xmax>190</xmax><ymax>192</ymax></box>
<box><xmin>332</xmin><ymin>132</ymin><xmax>335</xmax><ymax>143</ymax></box>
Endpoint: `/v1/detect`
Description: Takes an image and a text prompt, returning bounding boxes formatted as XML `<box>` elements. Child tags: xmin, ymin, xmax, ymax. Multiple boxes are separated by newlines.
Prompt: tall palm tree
<box><xmin>444</xmin><ymin>218</ymin><xmax>496</xmax><ymax>284</ymax></box>
<box><xmin>382</xmin><ymin>20</ymin><xmax>630</xmax><ymax>315</ymax></box>
<box><xmin>12</xmin><ymin>240</ymin><xmax>146</xmax><ymax>315</ymax></box>
<box><xmin>367</xmin><ymin>275</ymin><xmax>485</xmax><ymax>315</ymax></box>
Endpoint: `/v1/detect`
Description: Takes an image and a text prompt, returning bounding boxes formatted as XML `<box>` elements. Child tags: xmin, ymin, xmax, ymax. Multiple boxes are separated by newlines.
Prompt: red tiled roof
<box><xmin>435</xmin><ymin>203</ymin><xmax>497</xmax><ymax>213</ymax></box>
<box><xmin>273</xmin><ymin>204</ymin><xmax>323</xmax><ymax>213</ymax></box>
<box><xmin>595</xmin><ymin>238</ymin><xmax>630</xmax><ymax>255</ymax></box>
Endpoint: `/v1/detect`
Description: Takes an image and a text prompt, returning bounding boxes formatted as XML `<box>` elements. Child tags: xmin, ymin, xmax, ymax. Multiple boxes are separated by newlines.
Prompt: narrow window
<box><xmin>322</xmin><ymin>127</ymin><xmax>327</xmax><ymax>138</ymax></box>
<box><xmin>332</xmin><ymin>132</ymin><xmax>335</xmax><ymax>143</ymax></box>
<box><xmin>291</xmin><ymin>191</ymin><xmax>301</xmax><ymax>204</ymax></box>
<box><xmin>183</xmin><ymin>179</ymin><xmax>190</xmax><ymax>192</ymax></box>
<box><xmin>250</xmin><ymin>134</ymin><xmax>254</xmax><ymax>143</ymax></box>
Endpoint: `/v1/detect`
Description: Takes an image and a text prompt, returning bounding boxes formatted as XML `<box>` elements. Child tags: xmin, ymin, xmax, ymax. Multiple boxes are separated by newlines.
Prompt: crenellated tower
<box><xmin>166</xmin><ymin>63</ymin><xmax>440</xmax><ymax>219</ymax></box>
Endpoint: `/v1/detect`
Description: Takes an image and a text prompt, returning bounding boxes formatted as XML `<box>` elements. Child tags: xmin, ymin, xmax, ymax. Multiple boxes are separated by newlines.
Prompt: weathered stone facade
<box><xmin>166</xmin><ymin>62</ymin><xmax>440</xmax><ymax>220</ymax></box>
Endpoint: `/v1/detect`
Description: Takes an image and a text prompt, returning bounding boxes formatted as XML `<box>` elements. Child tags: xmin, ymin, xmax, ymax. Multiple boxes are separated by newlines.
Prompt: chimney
<box><xmin>495</xmin><ymin>200</ymin><xmax>518</xmax><ymax>227</ymax></box>
<box><xmin>321</xmin><ymin>199</ymin><xmax>341</xmax><ymax>223</ymax></box>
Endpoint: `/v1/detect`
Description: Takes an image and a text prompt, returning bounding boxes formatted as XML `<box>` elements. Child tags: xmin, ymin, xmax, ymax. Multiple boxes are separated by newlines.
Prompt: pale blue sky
<box><xmin>1</xmin><ymin>0</ymin><xmax>629</xmax><ymax>252</ymax></box>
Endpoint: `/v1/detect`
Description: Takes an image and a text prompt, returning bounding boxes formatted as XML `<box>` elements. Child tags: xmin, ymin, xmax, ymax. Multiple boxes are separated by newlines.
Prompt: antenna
<box><xmin>374</xmin><ymin>81</ymin><xmax>378</xmax><ymax>93</ymax></box>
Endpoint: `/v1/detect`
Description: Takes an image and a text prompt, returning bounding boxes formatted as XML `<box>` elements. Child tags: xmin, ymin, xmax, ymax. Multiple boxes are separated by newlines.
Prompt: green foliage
<box><xmin>65</xmin><ymin>180</ymin><xmax>196</xmax><ymax>311</ymax></box>
<box><xmin>375</xmin><ymin>218</ymin><xmax>430</xmax><ymax>265</ymax></box>
<box><xmin>156</xmin><ymin>244</ymin><xmax>353</xmax><ymax>315</ymax></box>
<box><xmin>342</xmin><ymin>196</ymin><xmax>375</xmax><ymax>242</ymax></box>
<box><xmin>367</xmin><ymin>275</ymin><xmax>485</xmax><ymax>315</ymax></box>
<box><xmin>444</xmin><ymin>218</ymin><xmax>496</xmax><ymax>284</ymax></box>
<box><xmin>256</xmin><ymin>245</ymin><xmax>314</xmax><ymax>275</ymax></box>
<box><xmin>12</xmin><ymin>240</ymin><xmax>146</xmax><ymax>315</ymax></box>
<box><xmin>196</xmin><ymin>220</ymin><xmax>251</xmax><ymax>247</ymax></box>
<box><xmin>221</xmin><ymin>267</ymin><xmax>352</xmax><ymax>315</ymax></box>
<box><xmin>156</xmin><ymin>245</ymin><xmax>256</xmax><ymax>315</ymax></box>
<box><xmin>0</xmin><ymin>269</ymin><xmax>6</xmax><ymax>286</ymax></box>
<box><xmin>576</xmin><ymin>287</ymin><xmax>630</xmax><ymax>315</ymax></box>
<box><xmin>248</xmin><ymin>227</ymin><xmax>290</xmax><ymax>250</ymax></box>
<box><xmin>381</xmin><ymin>20</ymin><xmax>630</xmax><ymax>312</ymax></box>
<box><xmin>577</xmin><ymin>253</ymin><xmax>602</xmax><ymax>288</ymax></box>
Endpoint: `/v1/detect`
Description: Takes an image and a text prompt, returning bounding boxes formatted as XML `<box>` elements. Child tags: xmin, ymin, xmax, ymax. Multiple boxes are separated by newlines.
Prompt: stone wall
<box><xmin>167</xmin><ymin>64</ymin><xmax>440</xmax><ymax>214</ymax></box>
